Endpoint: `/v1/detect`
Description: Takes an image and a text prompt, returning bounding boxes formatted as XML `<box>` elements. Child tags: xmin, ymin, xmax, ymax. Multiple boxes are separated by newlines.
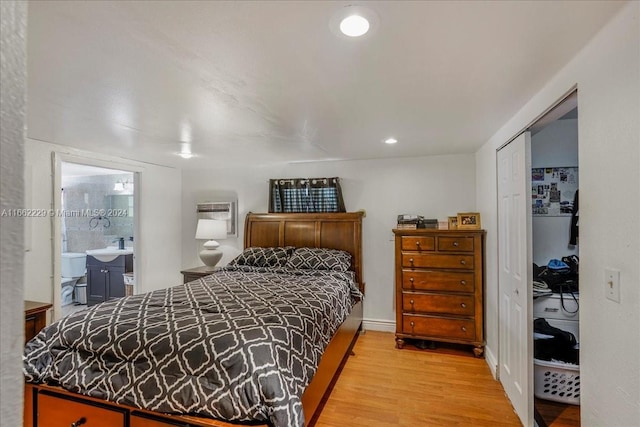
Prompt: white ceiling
<box><xmin>26</xmin><ymin>1</ymin><xmax>626</xmax><ymax>169</ymax></box>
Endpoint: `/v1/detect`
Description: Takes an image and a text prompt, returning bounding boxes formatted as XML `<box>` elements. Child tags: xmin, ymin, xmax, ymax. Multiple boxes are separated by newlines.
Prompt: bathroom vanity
<box><xmin>86</xmin><ymin>251</ymin><xmax>133</xmax><ymax>306</ymax></box>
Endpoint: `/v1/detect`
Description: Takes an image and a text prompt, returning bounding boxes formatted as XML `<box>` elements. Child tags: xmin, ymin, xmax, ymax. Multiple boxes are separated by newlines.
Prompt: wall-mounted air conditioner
<box><xmin>196</xmin><ymin>200</ymin><xmax>237</xmax><ymax>237</ymax></box>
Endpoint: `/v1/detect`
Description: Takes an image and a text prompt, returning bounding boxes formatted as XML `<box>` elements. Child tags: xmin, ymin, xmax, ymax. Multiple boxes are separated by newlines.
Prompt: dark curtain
<box><xmin>269</xmin><ymin>177</ymin><xmax>346</xmax><ymax>213</ymax></box>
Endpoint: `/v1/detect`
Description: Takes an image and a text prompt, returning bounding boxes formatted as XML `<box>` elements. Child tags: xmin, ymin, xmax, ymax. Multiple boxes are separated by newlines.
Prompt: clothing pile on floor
<box><xmin>534</xmin><ymin>318</ymin><xmax>579</xmax><ymax>365</ymax></box>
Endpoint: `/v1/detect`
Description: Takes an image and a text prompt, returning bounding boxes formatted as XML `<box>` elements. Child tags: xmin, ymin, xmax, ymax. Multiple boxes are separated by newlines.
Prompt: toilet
<box><xmin>61</xmin><ymin>252</ymin><xmax>87</xmax><ymax>306</ymax></box>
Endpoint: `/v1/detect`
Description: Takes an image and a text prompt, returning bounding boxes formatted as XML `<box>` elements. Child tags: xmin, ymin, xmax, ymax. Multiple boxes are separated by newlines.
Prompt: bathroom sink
<box><xmin>86</xmin><ymin>247</ymin><xmax>133</xmax><ymax>263</ymax></box>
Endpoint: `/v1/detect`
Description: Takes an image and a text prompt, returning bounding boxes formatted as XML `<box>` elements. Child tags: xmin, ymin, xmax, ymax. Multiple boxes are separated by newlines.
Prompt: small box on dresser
<box><xmin>393</xmin><ymin>228</ymin><xmax>486</xmax><ymax>357</ymax></box>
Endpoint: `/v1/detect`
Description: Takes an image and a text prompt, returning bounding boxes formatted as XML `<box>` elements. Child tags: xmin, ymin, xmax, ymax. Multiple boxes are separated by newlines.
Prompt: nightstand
<box><xmin>180</xmin><ymin>266</ymin><xmax>218</xmax><ymax>283</ymax></box>
<box><xmin>25</xmin><ymin>300</ymin><xmax>52</xmax><ymax>343</ymax></box>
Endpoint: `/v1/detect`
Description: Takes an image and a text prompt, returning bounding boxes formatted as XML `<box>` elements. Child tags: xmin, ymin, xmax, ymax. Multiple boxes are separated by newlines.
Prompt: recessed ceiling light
<box><xmin>330</xmin><ymin>5</ymin><xmax>379</xmax><ymax>39</ymax></box>
<box><xmin>385</xmin><ymin>138</ymin><xmax>398</xmax><ymax>144</ymax></box>
<box><xmin>176</xmin><ymin>142</ymin><xmax>195</xmax><ymax>159</ymax></box>
<box><xmin>340</xmin><ymin>15</ymin><xmax>370</xmax><ymax>37</ymax></box>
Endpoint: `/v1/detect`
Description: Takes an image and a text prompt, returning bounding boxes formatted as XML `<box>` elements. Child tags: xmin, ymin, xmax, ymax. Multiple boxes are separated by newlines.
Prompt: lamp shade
<box><xmin>195</xmin><ymin>219</ymin><xmax>227</xmax><ymax>240</ymax></box>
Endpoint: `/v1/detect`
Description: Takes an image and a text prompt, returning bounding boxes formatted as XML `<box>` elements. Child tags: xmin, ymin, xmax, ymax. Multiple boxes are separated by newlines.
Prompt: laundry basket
<box><xmin>534</xmin><ymin>358</ymin><xmax>580</xmax><ymax>405</ymax></box>
<box><xmin>123</xmin><ymin>272</ymin><xmax>134</xmax><ymax>296</ymax></box>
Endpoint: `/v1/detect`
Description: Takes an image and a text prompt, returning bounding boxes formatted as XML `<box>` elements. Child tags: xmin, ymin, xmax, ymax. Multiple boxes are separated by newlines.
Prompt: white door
<box><xmin>497</xmin><ymin>132</ymin><xmax>533</xmax><ymax>426</ymax></box>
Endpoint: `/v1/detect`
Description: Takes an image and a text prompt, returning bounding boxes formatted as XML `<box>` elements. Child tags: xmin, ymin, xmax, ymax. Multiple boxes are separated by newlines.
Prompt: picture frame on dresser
<box><xmin>448</xmin><ymin>216</ymin><xmax>458</xmax><ymax>230</ymax></box>
<box><xmin>457</xmin><ymin>212</ymin><xmax>481</xmax><ymax>230</ymax></box>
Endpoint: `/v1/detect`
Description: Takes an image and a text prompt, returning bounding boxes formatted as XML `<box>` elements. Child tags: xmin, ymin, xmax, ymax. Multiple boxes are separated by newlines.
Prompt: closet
<box><xmin>530</xmin><ymin>107</ymin><xmax>580</xmax><ymax>427</ymax></box>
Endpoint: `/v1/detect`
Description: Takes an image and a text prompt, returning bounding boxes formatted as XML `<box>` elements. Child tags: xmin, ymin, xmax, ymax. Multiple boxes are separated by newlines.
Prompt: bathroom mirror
<box><xmin>104</xmin><ymin>195</ymin><xmax>134</xmax><ymax>238</ymax></box>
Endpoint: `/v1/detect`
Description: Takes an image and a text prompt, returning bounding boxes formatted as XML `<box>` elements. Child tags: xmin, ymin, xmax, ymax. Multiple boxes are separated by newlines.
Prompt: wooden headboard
<box><xmin>244</xmin><ymin>212</ymin><xmax>365</xmax><ymax>293</ymax></box>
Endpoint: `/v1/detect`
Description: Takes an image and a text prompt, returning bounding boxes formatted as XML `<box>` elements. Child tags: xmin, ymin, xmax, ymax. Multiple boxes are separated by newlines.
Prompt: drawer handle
<box><xmin>416</xmin><ymin>241</ymin><xmax>421</xmax><ymax>247</ymax></box>
<box><xmin>453</xmin><ymin>241</ymin><xmax>459</xmax><ymax>247</ymax></box>
<box><xmin>461</xmin><ymin>303</ymin><xmax>467</xmax><ymax>308</ymax></box>
<box><xmin>460</xmin><ymin>260</ymin><xmax>466</xmax><ymax>265</ymax></box>
<box><xmin>71</xmin><ymin>418</ymin><xmax>87</xmax><ymax>427</ymax></box>
<box><xmin>460</xmin><ymin>280</ymin><xmax>467</xmax><ymax>286</ymax></box>
<box><xmin>461</xmin><ymin>326</ymin><xmax>467</xmax><ymax>332</ymax></box>
<box><xmin>409</xmin><ymin>299</ymin><xmax>415</xmax><ymax>306</ymax></box>
<box><xmin>409</xmin><ymin>277</ymin><xmax>415</xmax><ymax>289</ymax></box>
<box><xmin>409</xmin><ymin>258</ymin><xmax>414</xmax><ymax>266</ymax></box>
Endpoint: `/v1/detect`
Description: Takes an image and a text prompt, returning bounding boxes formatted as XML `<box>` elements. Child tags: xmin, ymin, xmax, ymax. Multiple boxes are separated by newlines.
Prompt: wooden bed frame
<box><xmin>25</xmin><ymin>212</ymin><xmax>365</xmax><ymax>427</ymax></box>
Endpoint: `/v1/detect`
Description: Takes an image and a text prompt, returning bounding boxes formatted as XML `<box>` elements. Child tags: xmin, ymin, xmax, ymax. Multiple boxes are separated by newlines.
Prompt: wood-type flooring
<box><xmin>314</xmin><ymin>331</ymin><xmax>522</xmax><ymax>427</ymax></box>
<box><xmin>313</xmin><ymin>331</ymin><xmax>581</xmax><ymax>426</ymax></box>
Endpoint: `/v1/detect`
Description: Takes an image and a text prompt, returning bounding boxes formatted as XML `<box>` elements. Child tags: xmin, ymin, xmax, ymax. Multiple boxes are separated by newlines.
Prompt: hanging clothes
<box><xmin>569</xmin><ymin>189</ymin><xmax>579</xmax><ymax>245</ymax></box>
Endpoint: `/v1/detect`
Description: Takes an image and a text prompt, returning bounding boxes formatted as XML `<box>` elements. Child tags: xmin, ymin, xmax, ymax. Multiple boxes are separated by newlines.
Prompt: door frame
<box><xmin>51</xmin><ymin>152</ymin><xmax>142</xmax><ymax>320</ymax></box>
<box><xmin>494</xmin><ymin>87</ymin><xmax>578</xmax><ymax>426</ymax></box>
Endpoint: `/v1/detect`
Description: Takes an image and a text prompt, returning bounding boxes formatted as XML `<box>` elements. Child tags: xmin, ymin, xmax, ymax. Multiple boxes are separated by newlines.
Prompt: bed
<box><xmin>24</xmin><ymin>212</ymin><xmax>365</xmax><ymax>427</ymax></box>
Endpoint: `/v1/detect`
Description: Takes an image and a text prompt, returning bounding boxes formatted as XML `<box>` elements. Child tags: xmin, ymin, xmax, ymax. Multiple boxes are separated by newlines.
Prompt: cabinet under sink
<box><xmin>86</xmin><ymin>254</ymin><xmax>133</xmax><ymax>306</ymax></box>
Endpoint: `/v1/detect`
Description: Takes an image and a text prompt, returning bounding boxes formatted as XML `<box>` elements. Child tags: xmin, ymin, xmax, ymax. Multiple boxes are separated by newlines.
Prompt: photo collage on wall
<box><xmin>532</xmin><ymin>167</ymin><xmax>578</xmax><ymax>216</ymax></box>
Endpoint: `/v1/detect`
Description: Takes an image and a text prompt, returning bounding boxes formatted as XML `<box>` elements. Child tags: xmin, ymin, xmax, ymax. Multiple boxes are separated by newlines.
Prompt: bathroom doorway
<box><xmin>53</xmin><ymin>155</ymin><xmax>140</xmax><ymax>319</ymax></box>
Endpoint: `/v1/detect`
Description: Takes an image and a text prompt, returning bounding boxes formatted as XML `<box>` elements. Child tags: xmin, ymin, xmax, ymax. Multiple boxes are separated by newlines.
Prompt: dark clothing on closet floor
<box><xmin>534</xmin><ymin>318</ymin><xmax>579</xmax><ymax>364</ymax></box>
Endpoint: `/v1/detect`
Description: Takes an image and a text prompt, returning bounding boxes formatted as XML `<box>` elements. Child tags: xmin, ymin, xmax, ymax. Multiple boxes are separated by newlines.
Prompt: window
<box><xmin>269</xmin><ymin>178</ymin><xmax>346</xmax><ymax>213</ymax></box>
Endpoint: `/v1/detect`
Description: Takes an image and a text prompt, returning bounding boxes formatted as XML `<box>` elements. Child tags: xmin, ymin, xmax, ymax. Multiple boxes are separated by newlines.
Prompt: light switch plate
<box><xmin>605</xmin><ymin>268</ymin><xmax>620</xmax><ymax>303</ymax></box>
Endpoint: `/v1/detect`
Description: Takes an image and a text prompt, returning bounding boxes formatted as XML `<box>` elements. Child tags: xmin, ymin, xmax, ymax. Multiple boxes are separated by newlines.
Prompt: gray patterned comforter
<box><xmin>24</xmin><ymin>266</ymin><xmax>360</xmax><ymax>427</ymax></box>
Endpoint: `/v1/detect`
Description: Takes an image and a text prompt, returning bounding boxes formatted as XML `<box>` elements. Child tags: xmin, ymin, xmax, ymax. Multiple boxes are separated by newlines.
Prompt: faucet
<box><xmin>112</xmin><ymin>237</ymin><xmax>125</xmax><ymax>250</ymax></box>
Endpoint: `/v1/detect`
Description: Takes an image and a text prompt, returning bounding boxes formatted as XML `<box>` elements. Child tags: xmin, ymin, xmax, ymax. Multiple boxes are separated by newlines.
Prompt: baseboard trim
<box><xmin>485</xmin><ymin>345</ymin><xmax>498</xmax><ymax>379</ymax></box>
<box><xmin>362</xmin><ymin>318</ymin><xmax>395</xmax><ymax>333</ymax></box>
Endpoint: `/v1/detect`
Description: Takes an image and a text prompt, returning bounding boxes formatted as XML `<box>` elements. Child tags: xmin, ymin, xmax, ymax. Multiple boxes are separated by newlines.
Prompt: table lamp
<box><xmin>195</xmin><ymin>219</ymin><xmax>227</xmax><ymax>269</ymax></box>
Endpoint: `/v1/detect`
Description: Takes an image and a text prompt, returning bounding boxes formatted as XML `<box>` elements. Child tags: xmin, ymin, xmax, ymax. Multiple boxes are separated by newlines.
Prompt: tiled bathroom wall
<box><xmin>62</xmin><ymin>173</ymin><xmax>134</xmax><ymax>253</ymax></box>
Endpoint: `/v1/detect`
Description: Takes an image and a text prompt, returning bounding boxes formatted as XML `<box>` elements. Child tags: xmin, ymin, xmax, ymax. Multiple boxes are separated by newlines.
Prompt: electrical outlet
<box><xmin>605</xmin><ymin>268</ymin><xmax>620</xmax><ymax>303</ymax></box>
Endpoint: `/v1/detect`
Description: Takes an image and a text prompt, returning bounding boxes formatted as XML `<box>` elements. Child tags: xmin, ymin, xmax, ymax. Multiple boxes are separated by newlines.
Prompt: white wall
<box><xmin>531</xmin><ymin>118</ymin><xmax>579</xmax><ymax>265</ymax></box>
<box><xmin>476</xmin><ymin>3</ymin><xmax>639</xmax><ymax>425</ymax></box>
<box><xmin>0</xmin><ymin>1</ymin><xmax>27</xmax><ymax>424</ymax></box>
<box><xmin>24</xmin><ymin>139</ymin><xmax>183</xmax><ymax>318</ymax></box>
<box><xmin>182</xmin><ymin>154</ymin><xmax>476</xmax><ymax>328</ymax></box>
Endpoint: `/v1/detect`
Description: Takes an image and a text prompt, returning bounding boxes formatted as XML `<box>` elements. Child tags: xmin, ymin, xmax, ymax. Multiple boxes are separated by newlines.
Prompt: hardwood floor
<box><xmin>313</xmin><ymin>331</ymin><xmax>522</xmax><ymax>427</ymax></box>
<box><xmin>535</xmin><ymin>398</ymin><xmax>580</xmax><ymax>427</ymax></box>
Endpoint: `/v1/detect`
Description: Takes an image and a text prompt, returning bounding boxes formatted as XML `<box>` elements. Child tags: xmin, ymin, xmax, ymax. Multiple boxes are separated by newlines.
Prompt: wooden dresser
<box><xmin>393</xmin><ymin>229</ymin><xmax>485</xmax><ymax>357</ymax></box>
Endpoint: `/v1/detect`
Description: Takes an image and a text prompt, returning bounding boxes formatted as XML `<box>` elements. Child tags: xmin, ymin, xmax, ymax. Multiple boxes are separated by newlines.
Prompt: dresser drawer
<box><xmin>403</xmin><ymin>293</ymin><xmax>475</xmax><ymax>316</ymax></box>
<box><xmin>401</xmin><ymin>236</ymin><xmax>435</xmax><ymax>251</ymax></box>
<box><xmin>403</xmin><ymin>315</ymin><xmax>476</xmax><ymax>341</ymax></box>
<box><xmin>402</xmin><ymin>253</ymin><xmax>474</xmax><ymax>270</ymax></box>
<box><xmin>402</xmin><ymin>270</ymin><xmax>474</xmax><ymax>292</ymax></box>
<box><xmin>37</xmin><ymin>391</ymin><xmax>126</xmax><ymax>426</ymax></box>
<box><xmin>437</xmin><ymin>236</ymin><xmax>474</xmax><ymax>252</ymax></box>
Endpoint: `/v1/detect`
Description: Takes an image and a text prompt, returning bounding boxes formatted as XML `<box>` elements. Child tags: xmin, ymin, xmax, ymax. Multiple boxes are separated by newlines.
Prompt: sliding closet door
<box><xmin>497</xmin><ymin>131</ymin><xmax>533</xmax><ymax>426</ymax></box>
